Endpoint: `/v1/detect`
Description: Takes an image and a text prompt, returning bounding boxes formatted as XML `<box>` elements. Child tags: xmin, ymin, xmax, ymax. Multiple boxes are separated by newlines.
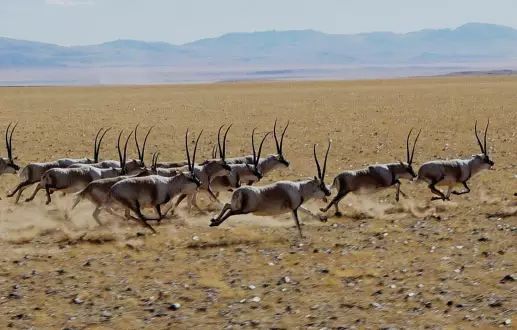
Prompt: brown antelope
<box><xmin>0</xmin><ymin>123</ymin><xmax>20</xmax><ymax>175</ymax></box>
<box><xmin>70</xmin><ymin>132</ymin><xmax>150</xmax><ymax>224</ymax></box>
<box><xmin>25</xmin><ymin>131</ymin><xmax>134</xmax><ymax>205</ymax></box>
<box><xmin>224</xmin><ymin>120</ymin><xmax>290</xmax><ymax>185</ymax></box>
<box><xmin>320</xmin><ymin>129</ymin><xmax>421</xmax><ymax>218</ymax></box>
<box><xmin>210</xmin><ymin>141</ymin><xmax>332</xmax><ymax>238</ymax></box>
<box><xmin>209</xmin><ymin>128</ymin><xmax>270</xmax><ymax>196</ymax></box>
<box><xmin>108</xmin><ymin>130</ymin><xmax>203</xmax><ymax>233</ymax></box>
<box><xmin>417</xmin><ymin>120</ymin><xmax>494</xmax><ymax>201</ymax></box>
<box><xmin>7</xmin><ymin>127</ymin><xmax>110</xmax><ymax>203</ymax></box>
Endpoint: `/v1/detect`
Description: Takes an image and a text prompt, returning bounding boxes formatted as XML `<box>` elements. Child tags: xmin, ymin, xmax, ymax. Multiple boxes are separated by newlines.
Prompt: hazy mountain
<box><xmin>1</xmin><ymin>23</ymin><xmax>517</xmax><ymax>69</ymax></box>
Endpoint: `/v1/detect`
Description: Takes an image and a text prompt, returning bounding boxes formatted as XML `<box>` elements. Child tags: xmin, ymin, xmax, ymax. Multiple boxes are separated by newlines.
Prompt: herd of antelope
<box><xmin>0</xmin><ymin>119</ymin><xmax>497</xmax><ymax>238</ymax></box>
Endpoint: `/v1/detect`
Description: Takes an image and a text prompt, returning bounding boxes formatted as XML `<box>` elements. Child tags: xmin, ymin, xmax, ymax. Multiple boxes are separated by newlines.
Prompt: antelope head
<box><xmin>398</xmin><ymin>128</ymin><xmax>421</xmax><ymax>180</ymax></box>
<box><xmin>117</xmin><ymin>130</ymin><xmax>133</xmax><ymax>175</ymax></box>
<box><xmin>0</xmin><ymin>122</ymin><xmax>20</xmax><ymax>174</ymax></box>
<box><xmin>246</xmin><ymin>128</ymin><xmax>271</xmax><ymax>181</ymax></box>
<box><xmin>134</xmin><ymin>124</ymin><xmax>154</xmax><ymax>167</ymax></box>
<box><xmin>312</xmin><ymin>140</ymin><xmax>332</xmax><ymax>198</ymax></box>
<box><xmin>185</xmin><ymin>129</ymin><xmax>203</xmax><ymax>188</ymax></box>
<box><xmin>272</xmin><ymin>119</ymin><xmax>290</xmax><ymax>167</ymax></box>
<box><xmin>473</xmin><ymin>119</ymin><xmax>494</xmax><ymax>169</ymax></box>
<box><xmin>93</xmin><ymin>127</ymin><xmax>111</xmax><ymax>163</ymax></box>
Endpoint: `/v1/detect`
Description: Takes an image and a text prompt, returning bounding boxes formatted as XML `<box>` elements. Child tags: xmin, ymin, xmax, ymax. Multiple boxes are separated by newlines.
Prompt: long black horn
<box><xmin>140</xmin><ymin>126</ymin><xmax>154</xmax><ymax>164</ymax></box>
<box><xmin>95</xmin><ymin>127</ymin><xmax>111</xmax><ymax>162</ymax></box>
<box><xmin>256</xmin><ymin>131</ymin><xmax>271</xmax><ymax>166</ymax></box>
<box><xmin>8</xmin><ymin>122</ymin><xmax>17</xmax><ymax>162</ymax></box>
<box><xmin>93</xmin><ymin>128</ymin><xmax>103</xmax><ymax>162</ymax></box>
<box><xmin>483</xmin><ymin>119</ymin><xmax>489</xmax><ymax>155</ymax></box>
<box><xmin>406</xmin><ymin>128</ymin><xmax>413</xmax><ymax>164</ymax></box>
<box><xmin>217</xmin><ymin>125</ymin><xmax>224</xmax><ymax>159</ymax></box>
<box><xmin>273</xmin><ymin>119</ymin><xmax>280</xmax><ymax>153</ymax></box>
<box><xmin>251</xmin><ymin>128</ymin><xmax>257</xmax><ymax>165</ymax></box>
<box><xmin>117</xmin><ymin>130</ymin><xmax>124</xmax><ymax>166</ymax></box>
<box><xmin>321</xmin><ymin>140</ymin><xmax>331</xmax><ymax>181</ymax></box>
<box><xmin>313</xmin><ymin>144</ymin><xmax>322</xmax><ymax>179</ymax></box>
<box><xmin>410</xmin><ymin>129</ymin><xmax>422</xmax><ymax>164</ymax></box>
<box><xmin>122</xmin><ymin>131</ymin><xmax>133</xmax><ymax>174</ymax></box>
<box><xmin>222</xmin><ymin>124</ymin><xmax>231</xmax><ymax>160</ymax></box>
<box><xmin>134</xmin><ymin>124</ymin><xmax>142</xmax><ymax>161</ymax></box>
<box><xmin>185</xmin><ymin>129</ymin><xmax>192</xmax><ymax>172</ymax></box>
<box><xmin>279</xmin><ymin>121</ymin><xmax>289</xmax><ymax>154</ymax></box>
<box><xmin>474</xmin><ymin>121</ymin><xmax>484</xmax><ymax>154</ymax></box>
<box><xmin>211</xmin><ymin>144</ymin><xmax>218</xmax><ymax>159</ymax></box>
<box><xmin>191</xmin><ymin>130</ymin><xmax>203</xmax><ymax>170</ymax></box>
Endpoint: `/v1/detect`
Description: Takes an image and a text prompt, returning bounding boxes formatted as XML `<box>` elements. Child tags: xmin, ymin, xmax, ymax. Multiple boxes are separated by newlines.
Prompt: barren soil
<box><xmin>0</xmin><ymin>77</ymin><xmax>515</xmax><ymax>329</ymax></box>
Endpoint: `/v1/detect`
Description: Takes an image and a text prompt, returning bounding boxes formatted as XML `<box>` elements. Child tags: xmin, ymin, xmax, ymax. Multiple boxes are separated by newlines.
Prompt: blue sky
<box><xmin>1</xmin><ymin>0</ymin><xmax>516</xmax><ymax>45</ymax></box>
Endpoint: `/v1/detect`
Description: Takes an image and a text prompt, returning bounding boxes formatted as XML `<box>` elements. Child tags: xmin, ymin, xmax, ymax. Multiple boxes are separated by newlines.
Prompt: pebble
<box><xmin>250</xmin><ymin>296</ymin><xmax>261</xmax><ymax>303</ymax></box>
<box><xmin>168</xmin><ymin>303</ymin><xmax>181</xmax><ymax>311</ymax></box>
<box><xmin>503</xmin><ymin>319</ymin><xmax>511</xmax><ymax>326</ymax></box>
<box><xmin>500</xmin><ymin>274</ymin><xmax>515</xmax><ymax>283</ymax></box>
<box><xmin>247</xmin><ymin>285</ymin><xmax>256</xmax><ymax>290</ymax></box>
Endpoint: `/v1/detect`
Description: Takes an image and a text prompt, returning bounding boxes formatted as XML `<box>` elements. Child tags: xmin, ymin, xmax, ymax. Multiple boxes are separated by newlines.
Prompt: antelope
<box><xmin>70</xmin><ymin>131</ymin><xmax>150</xmax><ymax>224</ymax></box>
<box><xmin>417</xmin><ymin>120</ymin><xmax>494</xmax><ymax>201</ymax></box>
<box><xmin>168</xmin><ymin>125</ymin><xmax>234</xmax><ymax>214</ymax></box>
<box><xmin>209</xmin><ymin>128</ymin><xmax>270</xmax><ymax>196</ymax></box>
<box><xmin>7</xmin><ymin>127</ymin><xmax>110</xmax><ymax>203</ymax></box>
<box><xmin>25</xmin><ymin>131</ymin><xmax>134</xmax><ymax>205</ymax></box>
<box><xmin>320</xmin><ymin>129</ymin><xmax>421</xmax><ymax>218</ymax></box>
<box><xmin>0</xmin><ymin>123</ymin><xmax>20</xmax><ymax>175</ymax></box>
<box><xmin>108</xmin><ymin>130</ymin><xmax>203</xmax><ymax>233</ymax></box>
<box><xmin>210</xmin><ymin>141</ymin><xmax>332</xmax><ymax>238</ymax></box>
<box><xmin>224</xmin><ymin>120</ymin><xmax>290</xmax><ymax>185</ymax></box>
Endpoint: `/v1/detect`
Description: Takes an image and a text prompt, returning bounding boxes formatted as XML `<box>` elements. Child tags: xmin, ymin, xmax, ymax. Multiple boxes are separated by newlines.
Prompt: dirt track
<box><xmin>0</xmin><ymin>77</ymin><xmax>515</xmax><ymax>329</ymax></box>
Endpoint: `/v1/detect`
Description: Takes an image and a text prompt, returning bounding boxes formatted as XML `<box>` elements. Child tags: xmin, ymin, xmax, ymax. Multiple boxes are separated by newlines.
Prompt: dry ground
<box><xmin>0</xmin><ymin>77</ymin><xmax>516</xmax><ymax>329</ymax></box>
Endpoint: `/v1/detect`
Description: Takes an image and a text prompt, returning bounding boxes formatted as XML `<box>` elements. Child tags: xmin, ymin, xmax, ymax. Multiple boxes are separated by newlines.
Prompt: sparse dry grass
<box><xmin>0</xmin><ymin>76</ymin><xmax>516</xmax><ymax>329</ymax></box>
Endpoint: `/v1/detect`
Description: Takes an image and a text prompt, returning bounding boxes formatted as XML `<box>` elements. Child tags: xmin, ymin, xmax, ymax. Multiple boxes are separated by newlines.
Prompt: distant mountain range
<box><xmin>1</xmin><ymin>23</ymin><xmax>517</xmax><ymax>85</ymax></box>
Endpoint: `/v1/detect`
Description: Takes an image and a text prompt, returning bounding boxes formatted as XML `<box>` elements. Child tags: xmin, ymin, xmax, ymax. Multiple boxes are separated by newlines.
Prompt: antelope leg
<box><xmin>320</xmin><ymin>191</ymin><xmax>348</xmax><ymax>217</ymax></box>
<box><xmin>452</xmin><ymin>182</ymin><xmax>471</xmax><ymax>195</ymax></box>
<box><xmin>25</xmin><ymin>183</ymin><xmax>43</xmax><ymax>202</ymax></box>
<box><xmin>429</xmin><ymin>182</ymin><xmax>448</xmax><ymax>201</ymax></box>
<box><xmin>292</xmin><ymin>208</ymin><xmax>303</xmax><ymax>239</ymax></box>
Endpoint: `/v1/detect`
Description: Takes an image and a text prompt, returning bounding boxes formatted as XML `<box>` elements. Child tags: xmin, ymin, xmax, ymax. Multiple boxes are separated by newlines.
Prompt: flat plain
<box><xmin>0</xmin><ymin>76</ymin><xmax>515</xmax><ymax>329</ymax></box>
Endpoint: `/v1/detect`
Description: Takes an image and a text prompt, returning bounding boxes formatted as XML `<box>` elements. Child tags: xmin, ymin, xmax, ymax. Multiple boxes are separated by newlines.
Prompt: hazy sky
<box><xmin>1</xmin><ymin>0</ymin><xmax>516</xmax><ymax>45</ymax></box>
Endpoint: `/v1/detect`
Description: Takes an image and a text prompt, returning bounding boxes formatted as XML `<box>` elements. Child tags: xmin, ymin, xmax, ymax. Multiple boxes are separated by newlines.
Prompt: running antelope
<box><xmin>224</xmin><ymin>120</ymin><xmax>290</xmax><ymax>185</ymax></box>
<box><xmin>25</xmin><ymin>132</ymin><xmax>134</xmax><ymax>205</ymax></box>
<box><xmin>209</xmin><ymin>128</ymin><xmax>270</xmax><ymax>196</ymax></box>
<box><xmin>70</xmin><ymin>132</ymin><xmax>151</xmax><ymax>224</ymax></box>
<box><xmin>210</xmin><ymin>141</ymin><xmax>332</xmax><ymax>238</ymax></box>
<box><xmin>7</xmin><ymin>127</ymin><xmax>110</xmax><ymax>203</ymax></box>
<box><xmin>1</xmin><ymin>123</ymin><xmax>20</xmax><ymax>175</ymax></box>
<box><xmin>417</xmin><ymin>120</ymin><xmax>494</xmax><ymax>201</ymax></box>
<box><xmin>320</xmin><ymin>129</ymin><xmax>421</xmax><ymax>218</ymax></box>
<box><xmin>108</xmin><ymin>130</ymin><xmax>203</xmax><ymax>233</ymax></box>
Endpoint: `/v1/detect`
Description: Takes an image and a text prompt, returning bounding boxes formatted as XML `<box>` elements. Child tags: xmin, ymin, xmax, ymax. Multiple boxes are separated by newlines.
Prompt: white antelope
<box><xmin>417</xmin><ymin>120</ymin><xmax>494</xmax><ymax>201</ymax></box>
<box><xmin>320</xmin><ymin>129</ymin><xmax>421</xmax><ymax>218</ymax></box>
<box><xmin>108</xmin><ymin>130</ymin><xmax>203</xmax><ymax>233</ymax></box>
<box><xmin>7</xmin><ymin>127</ymin><xmax>110</xmax><ymax>203</ymax></box>
<box><xmin>209</xmin><ymin>128</ymin><xmax>270</xmax><ymax>196</ymax></box>
<box><xmin>25</xmin><ymin>132</ymin><xmax>134</xmax><ymax>205</ymax></box>
<box><xmin>224</xmin><ymin>120</ymin><xmax>290</xmax><ymax>185</ymax></box>
<box><xmin>0</xmin><ymin>123</ymin><xmax>20</xmax><ymax>175</ymax></box>
<box><xmin>70</xmin><ymin>132</ymin><xmax>151</xmax><ymax>224</ymax></box>
<box><xmin>210</xmin><ymin>141</ymin><xmax>332</xmax><ymax>238</ymax></box>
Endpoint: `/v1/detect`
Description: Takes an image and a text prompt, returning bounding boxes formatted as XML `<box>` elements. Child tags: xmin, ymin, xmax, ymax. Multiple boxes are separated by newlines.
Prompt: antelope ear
<box><xmin>314</xmin><ymin>176</ymin><xmax>318</xmax><ymax>180</ymax></box>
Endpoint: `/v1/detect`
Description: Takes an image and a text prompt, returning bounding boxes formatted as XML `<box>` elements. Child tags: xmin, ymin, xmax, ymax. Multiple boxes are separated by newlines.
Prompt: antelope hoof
<box><xmin>319</xmin><ymin>207</ymin><xmax>327</xmax><ymax>213</ymax></box>
<box><xmin>335</xmin><ymin>211</ymin><xmax>343</xmax><ymax>218</ymax></box>
<box><xmin>319</xmin><ymin>215</ymin><xmax>328</xmax><ymax>222</ymax></box>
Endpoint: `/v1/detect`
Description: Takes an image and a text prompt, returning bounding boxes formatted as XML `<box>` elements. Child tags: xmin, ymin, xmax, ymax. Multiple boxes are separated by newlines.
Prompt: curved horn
<box><xmin>93</xmin><ymin>127</ymin><xmax>103</xmax><ymax>162</ymax></box>
<box><xmin>406</xmin><ymin>128</ymin><xmax>413</xmax><ymax>164</ymax></box>
<box><xmin>95</xmin><ymin>127</ymin><xmax>111</xmax><ymax>162</ymax></box>
<box><xmin>279</xmin><ymin>120</ymin><xmax>289</xmax><ymax>154</ymax></box>
<box><xmin>483</xmin><ymin>119</ymin><xmax>489</xmax><ymax>155</ymax></box>
<box><xmin>185</xmin><ymin>129</ymin><xmax>192</xmax><ymax>172</ymax></box>
<box><xmin>191</xmin><ymin>130</ymin><xmax>203</xmax><ymax>170</ymax></box>
<box><xmin>117</xmin><ymin>130</ymin><xmax>124</xmax><ymax>167</ymax></box>
<box><xmin>256</xmin><ymin>131</ymin><xmax>271</xmax><ymax>166</ymax></box>
<box><xmin>140</xmin><ymin>126</ymin><xmax>154</xmax><ymax>164</ymax></box>
<box><xmin>217</xmin><ymin>125</ymin><xmax>224</xmax><ymax>159</ymax></box>
<box><xmin>313</xmin><ymin>144</ymin><xmax>322</xmax><ymax>180</ymax></box>
<box><xmin>222</xmin><ymin>124</ymin><xmax>231</xmax><ymax>160</ymax></box>
<box><xmin>474</xmin><ymin>121</ymin><xmax>484</xmax><ymax>154</ymax></box>
<box><xmin>251</xmin><ymin>128</ymin><xmax>257</xmax><ymax>165</ymax></box>
<box><xmin>410</xmin><ymin>129</ymin><xmax>422</xmax><ymax>164</ymax></box>
<box><xmin>6</xmin><ymin>122</ymin><xmax>17</xmax><ymax>162</ymax></box>
<box><xmin>321</xmin><ymin>139</ymin><xmax>331</xmax><ymax>181</ymax></box>
<box><xmin>211</xmin><ymin>144</ymin><xmax>218</xmax><ymax>159</ymax></box>
<box><xmin>122</xmin><ymin>131</ymin><xmax>133</xmax><ymax>174</ymax></box>
<box><xmin>273</xmin><ymin>119</ymin><xmax>280</xmax><ymax>153</ymax></box>
<box><xmin>134</xmin><ymin>124</ymin><xmax>142</xmax><ymax>161</ymax></box>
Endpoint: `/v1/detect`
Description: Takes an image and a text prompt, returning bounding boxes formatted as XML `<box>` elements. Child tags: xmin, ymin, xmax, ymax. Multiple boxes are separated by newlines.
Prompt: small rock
<box><xmin>503</xmin><ymin>319</ymin><xmax>511</xmax><ymax>326</ymax></box>
<box><xmin>192</xmin><ymin>236</ymin><xmax>199</xmax><ymax>241</ymax></box>
<box><xmin>279</xmin><ymin>276</ymin><xmax>291</xmax><ymax>284</ymax></box>
<box><xmin>168</xmin><ymin>303</ymin><xmax>181</xmax><ymax>311</ymax></box>
<box><xmin>370</xmin><ymin>302</ymin><xmax>382</xmax><ymax>309</ymax></box>
<box><xmin>250</xmin><ymin>296</ymin><xmax>261</xmax><ymax>303</ymax></box>
<box><xmin>101</xmin><ymin>310</ymin><xmax>112</xmax><ymax>318</ymax></box>
<box><xmin>247</xmin><ymin>285</ymin><xmax>256</xmax><ymax>290</ymax></box>
<box><xmin>72</xmin><ymin>297</ymin><xmax>84</xmax><ymax>305</ymax></box>
<box><xmin>500</xmin><ymin>274</ymin><xmax>515</xmax><ymax>283</ymax></box>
